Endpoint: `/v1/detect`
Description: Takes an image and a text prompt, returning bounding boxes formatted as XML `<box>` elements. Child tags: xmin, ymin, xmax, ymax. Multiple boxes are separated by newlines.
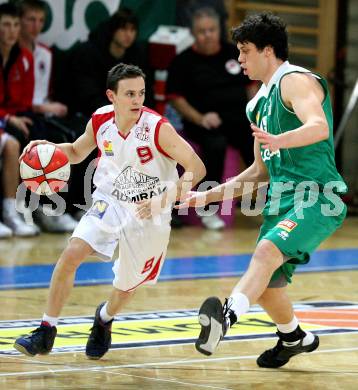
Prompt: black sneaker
<box><xmin>257</xmin><ymin>333</ymin><xmax>320</xmax><ymax>368</ymax></box>
<box><xmin>86</xmin><ymin>302</ymin><xmax>113</xmax><ymax>360</ymax></box>
<box><xmin>14</xmin><ymin>323</ymin><xmax>57</xmax><ymax>356</ymax></box>
<box><xmin>195</xmin><ymin>296</ymin><xmax>236</xmax><ymax>356</ymax></box>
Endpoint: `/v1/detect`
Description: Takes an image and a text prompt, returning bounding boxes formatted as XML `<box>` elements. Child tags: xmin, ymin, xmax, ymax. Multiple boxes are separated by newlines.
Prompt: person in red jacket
<box><xmin>0</xmin><ymin>3</ymin><xmax>38</xmax><ymax>237</ymax></box>
<box><xmin>18</xmin><ymin>0</ymin><xmax>78</xmax><ymax>233</ymax></box>
<box><xmin>0</xmin><ymin>3</ymin><xmax>34</xmax><ymax>139</ymax></box>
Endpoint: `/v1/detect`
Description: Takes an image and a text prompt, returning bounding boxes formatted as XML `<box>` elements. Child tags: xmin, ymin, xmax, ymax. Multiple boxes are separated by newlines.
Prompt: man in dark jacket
<box><xmin>68</xmin><ymin>8</ymin><xmax>152</xmax><ymax>118</ymax></box>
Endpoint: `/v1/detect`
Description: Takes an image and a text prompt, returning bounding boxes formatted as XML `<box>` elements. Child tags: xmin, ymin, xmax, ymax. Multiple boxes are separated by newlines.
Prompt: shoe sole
<box><xmin>13</xmin><ymin>342</ymin><xmax>36</xmax><ymax>357</ymax></box>
<box><xmin>14</xmin><ymin>342</ymin><xmax>51</xmax><ymax>357</ymax></box>
<box><xmin>86</xmin><ymin>354</ymin><xmax>102</xmax><ymax>360</ymax></box>
<box><xmin>195</xmin><ymin>297</ymin><xmax>224</xmax><ymax>356</ymax></box>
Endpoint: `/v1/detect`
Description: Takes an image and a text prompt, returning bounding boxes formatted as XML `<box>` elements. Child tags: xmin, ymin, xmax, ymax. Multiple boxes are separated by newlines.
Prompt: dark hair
<box><xmin>191</xmin><ymin>7</ymin><xmax>220</xmax><ymax>29</ymax></box>
<box><xmin>231</xmin><ymin>12</ymin><xmax>288</xmax><ymax>61</ymax></box>
<box><xmin>17</xmin><ymin>0</ymin><xmax>46</xmax><ymax>17</ymax></box>
<box><xmin>107</xmin><ymin>7</ymin><xmax>138</xmax><ymax>38</ymax></box>
<box><xmin>107</xmin><ymin>63</ymin><xmax>145</xmax><ymax>91</ymax></box>
<box><xmin>0</xmin><ymin>3</ymin><xmax>20</xmax><ymax>19</ymax></box>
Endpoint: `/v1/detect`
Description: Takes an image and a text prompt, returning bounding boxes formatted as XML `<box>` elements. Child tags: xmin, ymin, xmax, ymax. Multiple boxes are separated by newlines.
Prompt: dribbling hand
<box><xmin>19</xmin><ymin>140</ymin><xmax>55</xmax><ymax>162</ymax></box>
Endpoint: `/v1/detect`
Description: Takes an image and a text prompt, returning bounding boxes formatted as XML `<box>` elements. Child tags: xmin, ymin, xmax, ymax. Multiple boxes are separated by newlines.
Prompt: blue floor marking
<box><xmin>0</xmin><ymin>248</ymin><xmax>357</xmax><ymax>290</ymax></box>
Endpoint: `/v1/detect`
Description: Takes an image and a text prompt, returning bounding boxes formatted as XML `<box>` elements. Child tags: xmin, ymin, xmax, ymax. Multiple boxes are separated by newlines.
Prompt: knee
<box><xmin>57</xmin><ymin>240</ymin><xmax>88</xmax><ymax>271</ymax></box>
<box><xmin>251</xmin><ymin>240</ymin><xmax>283</xmax><ymax>271</ymax></box>
<box><xmin>3</xmin><ymin>136</ymin><xmax>20</xmax><ymax>156</ymax></box>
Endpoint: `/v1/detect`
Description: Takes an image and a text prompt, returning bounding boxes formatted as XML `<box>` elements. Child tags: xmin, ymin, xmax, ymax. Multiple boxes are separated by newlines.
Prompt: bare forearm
<box><xmin>279</xmin><ymin>120</ymin><xmax>328</xmax><ymax>148</ymax></box>
<box><xmin>207</xmin><ymin>164</ymin><xmax>268</xmax><ymax>203</ymax></box>
<box><xmin>32</xmin><ymin>104</ymin><xmax>46</xmax><ymax>114</ymax></box>
<box><xmin>177</xmin><ymin>165</ymin><xmax>206</xmax><ymax>200</ymax></box>
<box><xmin>163</xmin><ymin>162</ymin><xmax>206</xmax><ymax>207</ymax></box>
<box><xmin>57</xmin><ymin>143</ymin><xmax>84</xmax><ymax>164</ymax></box>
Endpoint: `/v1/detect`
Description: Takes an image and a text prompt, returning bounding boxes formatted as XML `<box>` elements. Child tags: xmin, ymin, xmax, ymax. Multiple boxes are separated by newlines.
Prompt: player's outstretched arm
<box><xmin>176</xmin><ymin>138</ymin><xmax>269</xmax><ymax>209</ymax></box>
<box><xmin>19</xmin><ymin>120</ymin><xmax>97</xmax><ymax>164</ymax></box>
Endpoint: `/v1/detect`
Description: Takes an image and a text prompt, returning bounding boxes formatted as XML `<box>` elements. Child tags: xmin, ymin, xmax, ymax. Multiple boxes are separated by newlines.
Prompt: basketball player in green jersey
<box><xmin>177</xmin><ymin>12</ymin><xmax>347</xmax><ymax>368</ymax></box>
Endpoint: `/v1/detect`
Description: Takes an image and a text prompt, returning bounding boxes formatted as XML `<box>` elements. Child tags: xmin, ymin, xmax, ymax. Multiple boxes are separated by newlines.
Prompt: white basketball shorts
<box><xmin>71</xmin><ymin>191</ymin><xmax>171</xmax><ymax>291</ymax></box>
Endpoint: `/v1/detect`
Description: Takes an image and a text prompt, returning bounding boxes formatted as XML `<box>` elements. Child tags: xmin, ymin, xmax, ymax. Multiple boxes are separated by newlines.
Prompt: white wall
<box><xmin>0</xmin><ymin>0</ymin><xmax>121</xmax><ymax>49</ymax></box>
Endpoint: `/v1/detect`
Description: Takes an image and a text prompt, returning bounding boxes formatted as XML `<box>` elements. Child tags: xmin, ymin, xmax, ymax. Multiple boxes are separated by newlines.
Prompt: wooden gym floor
<box><xmin>0</xmin><ymin>214</ymin><xmax>357</xmax><ymax>389</ymax></box>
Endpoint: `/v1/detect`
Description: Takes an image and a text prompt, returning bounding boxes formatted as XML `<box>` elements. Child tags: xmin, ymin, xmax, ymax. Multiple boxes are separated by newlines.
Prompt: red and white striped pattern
<box><xmin>20</xmin><ymin>144</ymin><xmax>70</xmax><ymax>195</ymax></box>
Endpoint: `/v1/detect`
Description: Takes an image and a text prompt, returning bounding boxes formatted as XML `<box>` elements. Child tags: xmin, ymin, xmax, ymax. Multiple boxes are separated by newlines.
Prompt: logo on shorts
<box><xmin>103</xmin><ymin>140</ymin><xmax>114</xmax><ymax>156</ymax></box>
<box><xmin>277</xmin><ymin>219</ymin><xmax>297</xmax><ymax>232</ymax></box>
<box><xmin>88</xmin><ymin>200</ymin><xmax>109</xmax><ymax>219</ymax></box>
<box><xmin>278</xmin><ymin>231</ymin><xmax>289</xmax><ymax>240</ymax></box>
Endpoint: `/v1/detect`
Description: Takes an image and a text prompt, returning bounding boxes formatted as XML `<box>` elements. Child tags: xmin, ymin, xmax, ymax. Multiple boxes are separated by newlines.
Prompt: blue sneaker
<box><xmin>14</xmin><ymin>323</ymin><xmax>57</xmax><ymax>356</ymax></box>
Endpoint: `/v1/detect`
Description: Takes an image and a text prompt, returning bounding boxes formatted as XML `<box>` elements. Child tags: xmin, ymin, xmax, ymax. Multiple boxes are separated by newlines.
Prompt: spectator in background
<box><xmin>18</xmin><ymin>0</ymin><xmax>68</xmax><ymax>119</ymax></box>
<box><xmin>0</xmin><ymin>2</ymin><xmax>38</xmax><ymax>237</ymax></box>
<box><xmin>1</xmin><ymin>1</ymin><xmax>72</xmax><ymax>148</ymax></box>
<box><xmin>176</xmin><ymin>0</ymin><xmax>229</xmax><ymax>41</ymax></box>
<box><xmin>166</xmin><ymin>7</ymin><xmax>255</xmax><ymax>230</ymax></box>
<box><xmin>17</xmin><ymin>0</ymin><xmax>78</xmax><ymax>233</ymax></box>
<box><xmin>68</xmin><ymin>8</ymin><xmax>153</xmax><ymax>118</ymax></box>
<box><xmin>0</xmin><ymin>2</ymin><xmax>34</xmax><ymax>144</ymax></box>
<box><xmin>0</xmin><ymin>131</ymin><xmax>39</xmax><ymax>237</ymax></box>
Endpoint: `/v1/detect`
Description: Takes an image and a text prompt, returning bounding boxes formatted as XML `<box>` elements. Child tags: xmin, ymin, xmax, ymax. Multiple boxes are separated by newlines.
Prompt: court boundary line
<box><xmin>1</xmin><ymin>345</ymin><xmax>358</xmax><ymax>378</ymax></box>
<box><xmin>2</xmin><ymin>265</ymin><xmax>358</xmax><ymax>290</ymax></box>
<box><xmin>1</xmin><ymin>247</ymin><xmax>358</xmax><ymax>290</ymax></box>
<box><xmin>2</xmin><ymin>301</ymin><xmax>356</xmax><ymax>325</ymax></box>
<box><xmin>99</xmin><ymin>369</ymin><xmax>233</xmax><ymax>390</ymax></box>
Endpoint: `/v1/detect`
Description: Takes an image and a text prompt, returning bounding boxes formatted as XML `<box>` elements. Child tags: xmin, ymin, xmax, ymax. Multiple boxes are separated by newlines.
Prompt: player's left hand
<box><xmin>136</xmin><ymin>196</ymin><xmax>165</xmax><ymax>219</ymax></box>
<box><xmin>251</xmin><ymin>123</ymin><xmax>282</xmax><ymax>152</ymax></box>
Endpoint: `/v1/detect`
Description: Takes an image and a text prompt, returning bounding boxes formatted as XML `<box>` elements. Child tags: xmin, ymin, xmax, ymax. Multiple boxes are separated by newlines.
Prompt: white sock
<box><xmin>277</xmin><ymin>316</ymin><xmax>315</xmax><ymax>347</ymax></box>
<box><xmin>100</xmin><ymin>302</ymin><xmax>114</xmax><ymax>323</ymax></box>
<box><xmin>3</xmin><ymin>198</ymin><xmax>16</xmax><ymax>216</ymax></box>
<box><xmin>277</xmin><ymin>316</ymin><xmax>299</xmax><ymax>333</ymax></box>
<box><xmin>228</xmin><ymin>292</ymin><xmax>250</xmax><ymax>324</ymax></box>
<box><xmin>42</xmin><ymin>313</ymin><xmax>59</xmax><ymax>327</ymax></box>
<box><xmin>302</xmin><ymin>331</ymin><xmax>315</xmax><ymax>346</ymax></box>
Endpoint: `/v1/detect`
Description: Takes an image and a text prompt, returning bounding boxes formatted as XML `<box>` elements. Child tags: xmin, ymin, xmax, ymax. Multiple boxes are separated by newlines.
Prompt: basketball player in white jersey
<box><xmin>14</xmin><ymin>63</ymin><xmax>206</xmax><ymax>359</ymax></box>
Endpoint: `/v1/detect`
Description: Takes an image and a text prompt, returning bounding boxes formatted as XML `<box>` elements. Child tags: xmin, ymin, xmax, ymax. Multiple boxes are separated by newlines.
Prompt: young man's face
<box><xmin>237</xmin><ymin>41</ymin><xmax>267</xmax><ymax>81</ymax></box>
<box><xmin>110</xmin><ymin>24</ymin><xmax>137</xmax><ymax>58</ymax></box>
<box><xmin>192</xmin><ymin>16</ymin><xmax>220</xmax><ymax>54</ymax></box>
<box><xmin>20</xmin><ymin>8</ymin><xmax>46</xmax><ymax>42</ymax></box>
<box><xmin>0</xmin><ymin>14</ymin><xmax>20</xmax><ymax>49</ymax></box>
<box><xmin>106</xmin><ymin>77</ymin><xmax>145</xmax><ymax>120</ymax></box>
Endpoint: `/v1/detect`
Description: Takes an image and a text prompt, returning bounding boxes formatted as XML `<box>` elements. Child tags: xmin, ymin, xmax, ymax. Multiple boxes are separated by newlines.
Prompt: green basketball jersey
<box><xmin>246</xmin><ymin>61</ymin><xmax>347</xmax><ymax>213</ymax></box>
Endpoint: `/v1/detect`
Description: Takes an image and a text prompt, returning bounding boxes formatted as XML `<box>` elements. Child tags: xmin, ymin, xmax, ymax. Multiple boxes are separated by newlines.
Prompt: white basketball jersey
<box><xmin>92</xmin><ymin>105</ymin><xmax>179</xmax><ymax>210</ymax></box>
<box><xmin>33</xmin><ymin>43</ymin><xmax>52</xmax><ymax>105</ymax></box>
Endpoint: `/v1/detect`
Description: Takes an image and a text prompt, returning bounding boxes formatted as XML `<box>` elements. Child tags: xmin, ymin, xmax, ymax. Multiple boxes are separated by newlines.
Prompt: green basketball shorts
<box><xmin>257</xmin><ymin>194</ymin><xmax>347</xmax><ymax>286</ymax></box>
